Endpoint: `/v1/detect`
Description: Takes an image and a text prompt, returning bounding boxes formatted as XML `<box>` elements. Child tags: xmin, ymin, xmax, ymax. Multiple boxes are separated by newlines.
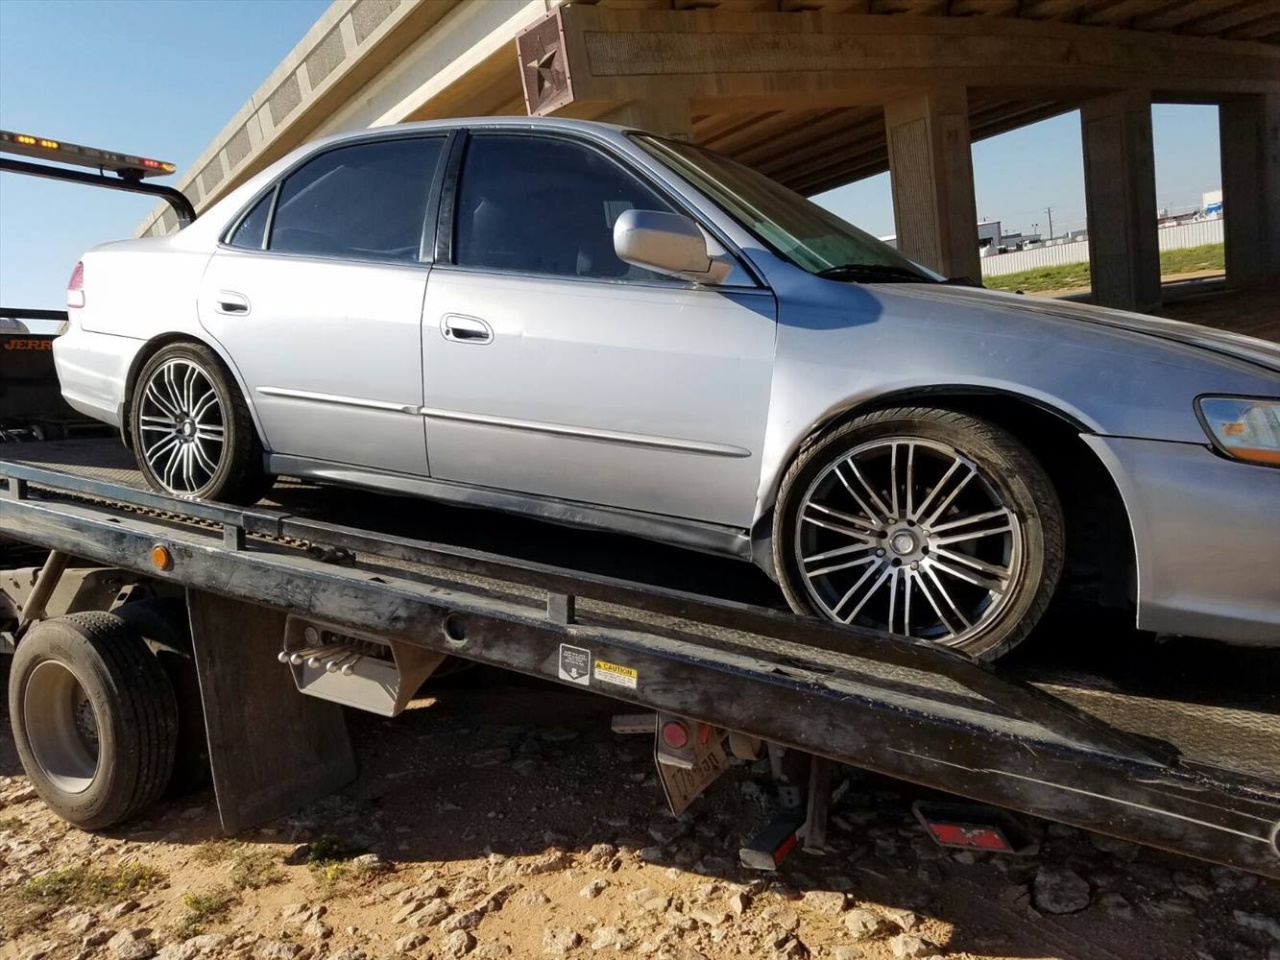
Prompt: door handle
<box><xmin>441</xmin><ymin>314</ymin><xmax>492</xmax><ymax>344</ymax></box>
<box><xmin>215</xmin><ymin>291</ymin><xmax>251</xmax><ymax>316</ymax></box>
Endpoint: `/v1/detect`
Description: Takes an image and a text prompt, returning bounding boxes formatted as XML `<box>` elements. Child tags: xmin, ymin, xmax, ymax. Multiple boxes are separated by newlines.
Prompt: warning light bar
<box><xmin>0</xmin><ymin>129</ymin><xmax>176</xmax><ymax>179</ymax></box>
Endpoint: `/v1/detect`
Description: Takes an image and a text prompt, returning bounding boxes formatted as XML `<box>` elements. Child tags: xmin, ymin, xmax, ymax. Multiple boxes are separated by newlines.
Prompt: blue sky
<box><xmin>1</xmin><ymin>0</ymin><xmax>1222</xmax><ymax>310</ymax></box>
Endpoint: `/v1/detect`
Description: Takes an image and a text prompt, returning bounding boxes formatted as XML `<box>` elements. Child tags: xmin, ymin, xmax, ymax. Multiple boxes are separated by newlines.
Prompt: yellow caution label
<box><xmin>593</xmin><ymin>659</ymin><xmax>638</xmax><ymax>689</ymax></box>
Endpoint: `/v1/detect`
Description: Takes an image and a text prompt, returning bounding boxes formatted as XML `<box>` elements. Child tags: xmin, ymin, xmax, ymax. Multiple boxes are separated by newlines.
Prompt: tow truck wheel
<box><xmin>129</xmin><ymin>341</ymin><xmax>270</xmax><ymax>504</ymax></box>
<box><xmin>8</xmin><ymin>612</ymin><xmax>179</xmax><ymax>830</ymax></box>
<box><xmin>115</xmin><ymin>598</ymin><xmax>210</xmax><ymax>796</ymax></box>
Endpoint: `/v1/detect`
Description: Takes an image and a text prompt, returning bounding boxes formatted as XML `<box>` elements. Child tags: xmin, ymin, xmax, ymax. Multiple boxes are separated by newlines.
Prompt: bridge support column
<box><xmin>1220</xmin><ymin>94</ymin><xmax>1280</xmax><ymax>289</ymax></box>
<box><xmin>1081</xmin><ymin>90</ymin><xmax>1161</xmax><ymax>312</ymax></box>
<box><xmin>884</xmin><ymin>88</ymin><xmax>981</xmax><ymax>283</ymax></box>
<box><xmin>601</xmin><ymin>100</ymin><xmax>693</xmax><ymax>140</ymax></box>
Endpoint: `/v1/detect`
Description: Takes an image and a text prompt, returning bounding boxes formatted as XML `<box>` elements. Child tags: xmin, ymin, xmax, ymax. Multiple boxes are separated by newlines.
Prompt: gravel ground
<box><xmin>2</xmin><ymin>670</ymin><xmax>1278</xmax><ymax>960</ymax></box>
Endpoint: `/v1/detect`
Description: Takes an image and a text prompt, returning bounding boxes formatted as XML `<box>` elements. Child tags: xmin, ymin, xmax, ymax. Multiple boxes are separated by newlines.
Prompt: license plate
<box><xmin>656</xmin><ymin>728</ymin><xmax>729</xmax><ymax>816</ymax></box>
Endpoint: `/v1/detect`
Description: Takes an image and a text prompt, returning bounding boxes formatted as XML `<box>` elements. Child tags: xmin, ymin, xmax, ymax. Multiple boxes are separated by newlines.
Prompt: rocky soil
<box><xmin>2</xmin><ymin>669</ymin><xmax>1278</xmax><ymax>960</ymax></box>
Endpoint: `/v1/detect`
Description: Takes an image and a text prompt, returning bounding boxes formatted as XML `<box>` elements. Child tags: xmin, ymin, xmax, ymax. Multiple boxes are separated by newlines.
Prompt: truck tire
<box><xmin>8</xmin><ymin>612</ymin><xmax>179</xmax><ymax>829</ymax></box>
<box><xmin>115</xmin><ymin>598</ymin><xmax>210</xmax><ymax>797</ymax></box>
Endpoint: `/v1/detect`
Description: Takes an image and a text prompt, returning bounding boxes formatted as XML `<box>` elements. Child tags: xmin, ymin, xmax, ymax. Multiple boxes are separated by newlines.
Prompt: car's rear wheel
<box><xmin>773</xmin><ymin>407</ymin><xmax>1063</xmax><ymax>661</ymax></box>
<box><xmin>130</xmin><ymin>342</ymin><xmax>269</xmax><ymax>503</ymax></box>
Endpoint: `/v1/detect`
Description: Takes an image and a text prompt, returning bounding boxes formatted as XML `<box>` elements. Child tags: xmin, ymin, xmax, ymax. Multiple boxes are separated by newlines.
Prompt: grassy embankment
<box><xmin>982</xmin><ymin>242</ymin><xmax>1224</xmax><ymax>294</ymax></box>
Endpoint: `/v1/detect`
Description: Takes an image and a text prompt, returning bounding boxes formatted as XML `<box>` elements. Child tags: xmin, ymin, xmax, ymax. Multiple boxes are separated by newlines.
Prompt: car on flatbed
<box><xmin>52</xmin><ymin>117</ymin><xmax>1280</xmax><ymax>660</ymax></box>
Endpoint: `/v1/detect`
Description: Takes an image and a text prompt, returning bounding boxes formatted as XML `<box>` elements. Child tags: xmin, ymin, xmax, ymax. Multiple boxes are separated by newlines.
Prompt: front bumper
<box><xmin>1085</xmin><ymin>435</ymin><xmax>1280</xmax><ymax>646</ymax></box>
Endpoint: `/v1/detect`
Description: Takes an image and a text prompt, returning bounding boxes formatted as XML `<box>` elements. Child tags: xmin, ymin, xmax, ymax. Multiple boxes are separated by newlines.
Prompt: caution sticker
<box><xmin>558</xmin><ymin>644</ymin><xmax>591</xmax><ymax>685</ymax></box>
<box><xmin>593</xmin><ymin>659</ymin><xmax>638</xmax><ymax>690</ymax></box>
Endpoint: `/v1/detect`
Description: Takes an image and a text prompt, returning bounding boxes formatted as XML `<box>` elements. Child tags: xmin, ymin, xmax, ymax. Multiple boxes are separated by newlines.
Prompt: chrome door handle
<box><xmin>441</xmin><ymin>314</ymin><xmax>492</xmax><ymax>344</ymax></box>
<box><xmin>215</xmin><ymin>291</ymin><xmax>251</xmax><ymax>315</ymax></box>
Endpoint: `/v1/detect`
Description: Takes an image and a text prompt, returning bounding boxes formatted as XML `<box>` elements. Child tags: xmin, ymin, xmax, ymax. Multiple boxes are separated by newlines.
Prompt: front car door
<box><xmin>421</xmin><ymin>131</ymin><xmax>776</xmax><ymax>530</ymax></box>
<box><xmin>199</xmin><ymin>134</ymin><xmax>448</xmax><ymax>476</ymax></box>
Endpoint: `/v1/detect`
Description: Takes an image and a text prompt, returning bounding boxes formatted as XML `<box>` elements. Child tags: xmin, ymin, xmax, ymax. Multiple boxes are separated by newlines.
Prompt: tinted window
<box><xmin>455</xmin><ymin>135</ymin><xmax>674</xmax><ymax>280</ymax></box>
<box><xmin>268</xmin><ymin>137</ymin><xmax>444</xmax><ymax>262</ymax></box>
<box><xmin>228</xmin><ymin>190</ymin><xmax>273</xmax><ymax>250</ymax></box>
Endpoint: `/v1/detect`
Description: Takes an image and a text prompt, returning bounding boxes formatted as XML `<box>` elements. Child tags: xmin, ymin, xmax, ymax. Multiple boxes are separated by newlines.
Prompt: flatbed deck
<box><xmin>2</xmin><ymin>438</ymin><xmax>1278</xmax><ymax>877</ymax></box>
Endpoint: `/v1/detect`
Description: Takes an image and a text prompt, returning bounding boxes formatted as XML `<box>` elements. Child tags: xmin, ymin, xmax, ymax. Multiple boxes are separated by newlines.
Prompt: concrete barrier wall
<box><xmin>980</xmin><ymin>217</ymin><xmax>1224</xmax><ymax>277</ymax></box>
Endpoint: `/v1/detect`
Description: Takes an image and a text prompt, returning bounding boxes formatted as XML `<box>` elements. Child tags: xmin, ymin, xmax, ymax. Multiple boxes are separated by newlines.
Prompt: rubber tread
<box><xmin>9</xmin><ymin>612</ymin><xmax>179</xmax><ymax>829</ymax></box>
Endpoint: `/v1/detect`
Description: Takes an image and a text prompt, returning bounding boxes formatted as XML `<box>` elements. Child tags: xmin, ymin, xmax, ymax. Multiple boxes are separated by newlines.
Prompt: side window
<box><xmin>266</xmin><ymin>137</ymin><xmax>445</xmax><ymax>262</ymax></box>
<box><xmin>227</xmin><ymin>190</ymin><xmax>273</xmax><ymax>250</ymax></box>
<box><xmin>455</xmin><ymin>135</ymin><xmax>675</xmax><ymax>280</ymax></box>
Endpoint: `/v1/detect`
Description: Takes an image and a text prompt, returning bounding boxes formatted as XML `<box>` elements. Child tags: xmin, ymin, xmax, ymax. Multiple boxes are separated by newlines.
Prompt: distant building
<box><xmin>1202</xmin><ymin>189</ymin><xmax>1223</xmax><ymax>217</ymax></box>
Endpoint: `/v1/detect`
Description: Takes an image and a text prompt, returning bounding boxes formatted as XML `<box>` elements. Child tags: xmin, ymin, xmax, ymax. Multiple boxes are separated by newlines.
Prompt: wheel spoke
<box><xmin>923</xmin><ymin>563</ymin><xmax>971</xmax><ymax>631</ymax></box>
<box><xmin>888</xmin><ymin>443</ymin><xmax>901</xmax><ymax>521</ymax></box>
<box><xmin>842</xmin><ymin>565</ymin><xmax>893</xmax><ymax>624</ymax></box>
<box><xmin>144</xmin><ymin>382</ymin><xmax>181</xmax><ymax>420</ymax></box>
<box><xmin>928</xmin><ymin>556</ymin><xmax>1007</xmax><ymax>596</ymax></box>
<box><xmin>914</xmin><ymin>457</ymin><xmax>973</xmax><ymax>526</ymax></box>
<box><xmin>807</xmin><ymin>553</ymin><xmax>878</xmax><ymax>579</ymax></box>
<box><xmin>910</xmin><ymin>568</ymin><xmax>956</xmax><ymax>640</ymax></box>
<box><xmin>190</xmin><ymin>388</ymin><xmax>220</xmax><ymax>423</ymax></box>
<box><xmin>802</xmin><ymin>502</ymin><xmax>880</xmax><ymax>538</ymax></box>
<box><xmin>886</xmin><ymin>567</ymin><xmax>901</xmax><ymax>635</ymax></box>
<box><xmin>195</xmin><ymin>423</ymin><xmax>225</xmax><ymax>442</ymax></box>
<box><xmin>190</xmin><ymin>438</ymin><xmax>219</xmax><ymax>477</ymax></box>
<box><xmin>905</xmin><ymin>442</ymin><xmax>916</xmax><ymax>520</ymax></box>
<box><xmin>144</xmin><ymin>433</ymin><xmax>180</xmax><ymax>469</ymax></box>
<box><xmin>844</xmin><ymin>458</ymin><xmax>893</xmax><ymax>520</ymax></box>
<box><xmin>930</xmin><ymin>508</ymin><xmax>1014</xmax><ymax>546</ymax></box>
<box><xmin>932</xmin><ymin>547</ymin><xmax>1012</xmax><ymax>582</ymax></box>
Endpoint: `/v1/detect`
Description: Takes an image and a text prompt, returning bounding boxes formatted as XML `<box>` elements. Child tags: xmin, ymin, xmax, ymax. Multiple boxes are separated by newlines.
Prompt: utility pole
<box><xmin>1045</xmin><ymin>207</ymin><xmax>1054</xmax><ymax>239</ymax></box>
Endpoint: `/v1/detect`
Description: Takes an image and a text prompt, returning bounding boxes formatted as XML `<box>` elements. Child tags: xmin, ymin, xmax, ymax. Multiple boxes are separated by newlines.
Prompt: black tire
<box><xmin>773</xmin><ymin>407</ymin><xmax>1064</xmax><ymax>661</ymax></box>
<box><xmin>129</xmin><ymin>341</ymin><xmax>271</xmax><ymax>504</ymax></box>
<box><xmin>8</xmin><ymin>612</ymin><xmax>179</xmax><ymax>829</ymax></box>
<box><xmin>115</xmin><ymin>599</ymin><xmax>210</xmax><ymax>797</ymax></box>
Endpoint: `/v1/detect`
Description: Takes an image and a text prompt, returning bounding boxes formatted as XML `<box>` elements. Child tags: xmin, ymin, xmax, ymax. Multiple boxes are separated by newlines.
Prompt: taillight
<box><xmin>67</xmin><ymin>260</ymin><xmax>85</xmax><ymax>308</ymax></box>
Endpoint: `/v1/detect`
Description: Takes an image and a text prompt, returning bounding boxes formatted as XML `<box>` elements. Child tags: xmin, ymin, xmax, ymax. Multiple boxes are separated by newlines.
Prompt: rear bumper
<box><xmin>51</xmin><ymin>324</ymin><xmax>143</xmax><ymax>429</ymax></box>
<box><xmin>1084</xmin><ymin>435</ymin><xmax>1280</xmax><ymax>646</ymax></box>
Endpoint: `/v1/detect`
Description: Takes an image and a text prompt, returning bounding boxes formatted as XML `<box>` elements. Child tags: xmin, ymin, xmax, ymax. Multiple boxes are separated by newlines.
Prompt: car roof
<box><xmin>304</xmin><ymin>116</ymin><xmax>635</xmax><ymax>152</ymax></box>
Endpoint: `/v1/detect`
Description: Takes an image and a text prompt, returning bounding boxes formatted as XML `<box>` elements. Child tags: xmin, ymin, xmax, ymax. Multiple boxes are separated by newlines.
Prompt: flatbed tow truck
<box><xmin>1</xmin><ymin>132</ymin><xmax>1277</xmax><ymax>882</ymax></box>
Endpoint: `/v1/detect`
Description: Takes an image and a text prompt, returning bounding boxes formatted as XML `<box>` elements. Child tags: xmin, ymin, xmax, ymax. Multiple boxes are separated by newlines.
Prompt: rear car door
<box><xmin>198</xmin><ymin>135</ymin><xmax>448</xmax><ymax>476</ymax></box>
<box><xmin>421</xmin><ymin>131</ymin><xmax>776</xmax><ymax>528</ymax></box>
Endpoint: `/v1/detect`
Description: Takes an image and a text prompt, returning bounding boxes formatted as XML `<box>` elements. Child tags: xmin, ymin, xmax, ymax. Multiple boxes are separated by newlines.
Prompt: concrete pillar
<box><xmin>884</xmin><ymin>88</ymin><xmax>980</xmax><ymax>283</ymax></box>
<box><xmin>1220</xmin><ymin>94</ymin><xmax>1280</xmax><ymax>289</ymax></box>
<box><xmin>601</xmin><ymin>100</ymin><xmax>692</xmax><ymax>140</ymax></box>
<box><xmin>1080</xmin><ymin>91</ymin><xmax>1161</xmax><ymax>312</ymax></box>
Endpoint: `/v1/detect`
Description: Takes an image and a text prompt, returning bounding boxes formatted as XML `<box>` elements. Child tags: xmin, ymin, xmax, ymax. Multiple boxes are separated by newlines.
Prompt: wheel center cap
<box><xmin>180</xmin><ymin>420</ymin><xmax>195</xmax><ymax>437</ymax></box>
<box><xmin>890</xmin><ymin>532</ymin><xmax>917</xmax><ymax>555</ymax></box>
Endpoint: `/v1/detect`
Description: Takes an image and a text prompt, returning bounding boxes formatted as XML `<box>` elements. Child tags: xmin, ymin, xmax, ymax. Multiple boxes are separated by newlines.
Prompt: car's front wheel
<box><xmin>130</xmin><ymin>342</ymin><xmax>269</xmax><ymax>503</ymax></box>
<box><xmin>773</xmin><ymin>407</ymin><xmax>1064</xmax><ymax>661</ymax></box>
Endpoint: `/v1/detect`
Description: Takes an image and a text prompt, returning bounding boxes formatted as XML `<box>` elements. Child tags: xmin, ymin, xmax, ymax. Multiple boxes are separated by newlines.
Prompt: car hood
<box><xmin>895</xmin><ymin>285</ymin><xmax>1280</xmax><ymax>374</ymax></box>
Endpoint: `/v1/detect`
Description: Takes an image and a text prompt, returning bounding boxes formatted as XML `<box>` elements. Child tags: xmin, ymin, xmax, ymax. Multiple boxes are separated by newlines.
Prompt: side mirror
<box><xmin>613</xmin><ymin>209</ymin><xmax>731</xmax><ymax>284</ymax></box>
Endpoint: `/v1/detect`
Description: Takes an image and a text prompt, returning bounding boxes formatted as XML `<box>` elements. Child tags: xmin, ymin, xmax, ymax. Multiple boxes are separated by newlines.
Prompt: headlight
<box><xmin>1196</xmin><ymin>397</ymin><xmax>1280</xmax><ymax>466</ymax></box>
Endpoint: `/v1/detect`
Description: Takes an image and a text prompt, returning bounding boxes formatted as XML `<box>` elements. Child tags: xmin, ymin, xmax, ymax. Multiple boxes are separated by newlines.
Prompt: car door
<box><xmin>421</xmin><ymin>132</ymin><xmax>777</xmax><ymax>529</ymax></box>
<box><xmin>198</xmin><ymin>134</ymin><xmax>448</xmax><ymax>477</ymax></box>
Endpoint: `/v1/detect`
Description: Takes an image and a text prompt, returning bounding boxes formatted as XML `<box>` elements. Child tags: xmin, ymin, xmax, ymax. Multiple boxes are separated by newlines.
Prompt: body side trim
<box><xmin>420</xmin><ymin>407</ymin><xmax>752</xmax><ymax>458</ymax></box>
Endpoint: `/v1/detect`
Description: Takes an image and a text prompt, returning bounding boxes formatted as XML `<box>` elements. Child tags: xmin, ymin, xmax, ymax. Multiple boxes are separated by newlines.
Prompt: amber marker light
<box><xmin>150</xmin><ymin>544</ymin><xmax>174</xmax><ymax>571</ymax></box>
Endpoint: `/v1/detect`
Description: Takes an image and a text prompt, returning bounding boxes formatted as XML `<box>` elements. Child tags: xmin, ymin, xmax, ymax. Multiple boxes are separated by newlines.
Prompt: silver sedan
<box><xmin>53</xmin><ymin>118</ymin><xmax>1280</xmax><ymax>659</ymax></box>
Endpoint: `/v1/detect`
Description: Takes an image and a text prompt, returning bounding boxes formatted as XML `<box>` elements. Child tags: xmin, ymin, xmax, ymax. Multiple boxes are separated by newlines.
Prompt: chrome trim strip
<box><xmin>420</xmin><ymin>407</ymin><xmax>751</xmax><ymax>458</ymax></box>
<box><xmin>257</xmin><ymin>387</ymin><xmax>418</xmax><ymax>415</ymax></box>
<box><xmin>266</xmin><ymin>454</ymin><xmax>753</xmax><ymax>559</ymax></box>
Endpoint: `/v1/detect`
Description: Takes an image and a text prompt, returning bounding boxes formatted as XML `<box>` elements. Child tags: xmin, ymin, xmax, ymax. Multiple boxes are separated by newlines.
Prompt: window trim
<box><xmin>437</xmin><ymin>129</ymin><xmax>762</xmax><ymax>290</ymax></box>
<box><xmin>217</xmin><ymin>131</ymin><xmax>456</xmax><ymax>268</ymax></box>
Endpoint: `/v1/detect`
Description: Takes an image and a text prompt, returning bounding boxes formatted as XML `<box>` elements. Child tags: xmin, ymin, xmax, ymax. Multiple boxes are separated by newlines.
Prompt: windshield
<box><xmin>635</xmin><ymin>135</ymin><xmax>938</xmax><ymax>282</ymax></box>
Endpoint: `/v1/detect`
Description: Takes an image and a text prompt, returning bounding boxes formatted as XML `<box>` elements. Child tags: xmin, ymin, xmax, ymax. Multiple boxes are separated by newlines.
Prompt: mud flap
<box><xmin>186</xmin><ymin>590</ymin><xmax>357</xmax><ymax>834</ymax></box>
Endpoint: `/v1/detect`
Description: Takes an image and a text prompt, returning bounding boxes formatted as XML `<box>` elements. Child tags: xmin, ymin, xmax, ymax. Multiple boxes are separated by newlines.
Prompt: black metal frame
<box><xmin>2</xmin><ymin>462</ymin><xmax>1278</xmax><ymax>877</ymax></box>
<box><xmin>0</xmin><ymin>157</ymin><xmax>196</xmax><ymax>226</ymax></box>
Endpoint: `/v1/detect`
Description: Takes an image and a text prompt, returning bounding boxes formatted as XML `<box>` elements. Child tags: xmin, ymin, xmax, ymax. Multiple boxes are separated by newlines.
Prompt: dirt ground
<box><xmin>2</xmin><ymin>283</ymin><xmax>1279</xmax><ymax>960</ymax></box>
<box><xmin>2</xmin><ymin>668</ymin><xmax>1278</xmax><ymax>960</ymax></box>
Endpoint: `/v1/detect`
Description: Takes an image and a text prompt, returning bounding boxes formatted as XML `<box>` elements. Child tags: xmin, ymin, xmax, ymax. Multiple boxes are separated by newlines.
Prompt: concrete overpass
<box><xmin>139</xmin><ymin>0</ymin><xmax>1280</xmax><ymax>311</ymax></box>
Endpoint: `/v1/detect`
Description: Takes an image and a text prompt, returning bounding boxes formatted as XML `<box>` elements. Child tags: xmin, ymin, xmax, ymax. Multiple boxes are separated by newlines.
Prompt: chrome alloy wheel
<box><xmin>794</xmin><ymin>438</ymin><xmax>1025</xmax><ymax>646</ymax></box>
<box><xmin>24</xmin><ymin>660</ymin><xmax>100</xmax><ymax>794</ymax></box>
<box><xmin>137</xmin><ymin>358</ymin><xmax>227</xmax><ymax>495</ymax></box>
